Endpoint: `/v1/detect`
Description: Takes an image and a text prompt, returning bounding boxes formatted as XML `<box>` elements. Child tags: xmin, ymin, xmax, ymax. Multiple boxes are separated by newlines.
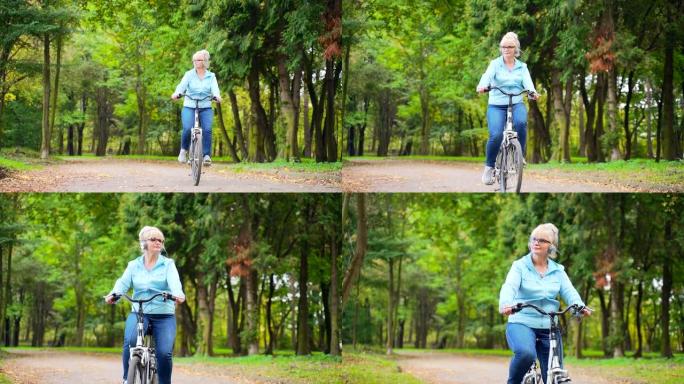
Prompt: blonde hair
<box><xmin>500</xmin><ymin>31</ymin><xmax>521</xmax><ymax>58</ymax></box>
<box><xmin>138</xmin><ymin>226</ymin><xmax>164</xmax><ymax>242</ymax></box>
<box><xmin>530</xmin><ymin>223</ymin><xmax>559</xmax><ymax>258</ymax></box>
<box><xmin>193</xmin><ymin>49</ymin><xmax>211</xmax><ymax>69</ymax></box>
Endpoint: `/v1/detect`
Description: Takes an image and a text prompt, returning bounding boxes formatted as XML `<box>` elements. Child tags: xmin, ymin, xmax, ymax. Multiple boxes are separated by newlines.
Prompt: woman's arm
<box><xmin>521</xmin><ymin>65</ymin><xmax>537</xmax><ymax>95</ymax></box>
<box><xmin>106</xmin><ymin>262</ymin><xmax>133</xmax><ymax>303</ymax></box>
<box><xmin>166</xmin><ymin>260</ymin><xmax>186</xmax><ymax>304</ymax></box>
<box><xmin>172</xmin><ymin>72</ymin><xmax>190</xmax><ymax>99</ymax></box>
<box><xmin>477</xmin><ymin>60</ymin><xmax>496</xmax><ymax>93</ymax></box>
<box><xmin>499</xmin><ymin>261</ymin><xmax>522</xmax><ymax>314</ymax></box>
<box><xmin>559</xmin><ymin>270</ymin><xmax>584</xmax><ymax>307</ymax></box>
<box><xmin>210</xmin><ymin>75</ymin><xmax>221</xmax><ymax>102</ymax></box>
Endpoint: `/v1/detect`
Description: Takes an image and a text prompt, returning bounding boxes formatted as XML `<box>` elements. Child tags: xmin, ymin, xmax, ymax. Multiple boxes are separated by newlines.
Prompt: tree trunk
<box><xmin>322</xmin><ymin>59</ymin><xmax>340</xmax><ymax>162</ymax></box>
<box><xmin>195</xmin><ymin>274</ymin><xmax>216</xmax><ymax>356</ymax></box>
<box><xmin>227</xmin><ymin>89</ymin><xmax>248</xmax><ymax>159</ymax></box>
<box><xmin>596</xmin><ymin>288</ymin><xmax>611</xmax><ymax>356</ymax></box>
<box><xmin>329</xmin><ymin>233</ymin><xmax>341</xmax><ymax>356</ymax></box>
<box><xmin>303</xmin><ymin>86</ymin><xmax>312</xmax><ymax>157</ymax></box>
<box><xmin>245</xmin><ymin>268</ymin><xmax>259</xmax><ymax>355</ymax></box>
<box><xmin>528</xmin><ymin>99</ymin><xmax>549</xmax><ymax>163</ymax></box>
<box><xmin>342</xmin><ymin>194</ymin><xmax>367</xmax><ymax>305</ymax></box>
<box><xmin>623</xmin><ymin>71</ymin><xmax>636</xmax><ymax>159</ymax></box>
<box><xmin>661</xmin><ymin>14</ymin><xmax>676</xmax><ymax>161</ymax></box>
<box><xmin>41</xmin><ymin>33</ymin><xmax>51</xmax><ymax>159</ymax></box>
<box><xmin>50</xmin><ymin>31</ymin><xmax>63</xmax><ymax>155</ymax></box>
<box><xmin>551</xmin><ymin>70</ymin><xmax>570</xmax><ymax>162</ymax></box>
<box><xmin>296</xmin><ymin>237</ymin><xmax>311</xmax><ymax>355</ymax></box>
<box><xmin>386</xmin><ymin>257</ymin><xmax>395</xmax><ymax>355</ymax></box>
<box><xmin>277</xmin><ymin>56</ymin><xmax>301</xmax><ymax>162</ymax></box>
<box><xmin>265</xmin><ymin>274</ymin><xmax>276</xmax><ymax>355</ymax></box>
<box><xmin>606</xmin><ymin>68</ymin><xmax>621</xmax><ymax>160</ymax></box>
<box><xmin>215</xmin><ymin>101</ymin><xmax>240</xmax><ymax>162</ymax></box>
<box><xmin>135</xmin><ymin>62</ymin><xmax>147</xmax><ymax>154</ymax></box>
<box><xmin>660</xmin><ymin>219</ymin><xmax>673</xmax><ymax>357</ymax></box>
<box><xmin>247</xmin><ymin>66</ymin><xmax>268</xmax><ymax>162</ymax></box>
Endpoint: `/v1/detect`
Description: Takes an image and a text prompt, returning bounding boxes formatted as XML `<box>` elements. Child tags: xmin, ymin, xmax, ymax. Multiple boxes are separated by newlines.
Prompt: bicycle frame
<box><xmin>176</xmin><ymin>94</ymin><xmax>215</xmax><ymax>186</ymax></box>
<box><xmin>512</xmin><ymin>303</ymin><xmax>586</xmax><ymax>384</ymax></box>
<box><xmin>485</xmin><ymin>85</ymin><xmax>533</xmax><ymax>193</ymax></box>
<box><xmin>110</xmin><ymin>292</ymin><xmax>176</xmax><ymax>384</ymax></box>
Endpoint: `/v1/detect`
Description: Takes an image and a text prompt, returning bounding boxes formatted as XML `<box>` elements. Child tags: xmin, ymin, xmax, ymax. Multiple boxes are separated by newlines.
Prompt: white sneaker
<box><xmin>482</xmin><ymin>166</ymin><xmax>494</xmax><ymax>185</ymax></box>
<box><xmin>178</xmin><ymin>149</ymin><xmax>187</xmax><ymax>163</ymax></box>
<box><xmin>203</xmin><ymin>155</ymin><xmax>212</xmax><ymax>166</ymax></box>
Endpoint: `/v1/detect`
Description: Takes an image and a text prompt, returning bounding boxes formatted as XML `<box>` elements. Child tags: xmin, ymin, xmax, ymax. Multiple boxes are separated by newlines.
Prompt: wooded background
<box><xmin>345</xmin><ymin>0</ymin><xmax>684</xmax><ymax>162</ymax></box>
<box><xmin>0</xmin><ymin>0</ymin><xmax>343</xmax><ymax>162</ymax></box>
<box><xmin>0</xmin><ymin>193</ymin><xmax>681</xmax><ymax>359</ymax></box>
<box><xmin>2</xmin><ymin>1</ymin><xmax>682</xmax><ymax>164</ymax></box>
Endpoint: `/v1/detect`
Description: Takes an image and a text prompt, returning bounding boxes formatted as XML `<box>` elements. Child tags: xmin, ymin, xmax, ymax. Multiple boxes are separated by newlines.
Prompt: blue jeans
<box><xmin>123</xmin><ymin>313</ymin><xmax>176</xmax><ymax>384</ymax></box>
<box><xmin>506</xmin><ymin>322</ymin><xmax>563</xmax><ymax>384</ymax></box>
<box><xmin>181</xmin><ymin>107</ymin><xmax>213</xmax><ymax>157</ymax></box>
<box><xmin>485</xmin><ymin>103</ymin><xmax>527</xmax><ymax>167</ymax></box>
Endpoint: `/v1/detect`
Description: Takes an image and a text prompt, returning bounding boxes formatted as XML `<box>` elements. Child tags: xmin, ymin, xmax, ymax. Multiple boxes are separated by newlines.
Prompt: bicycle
<box><xmin>108</xmin><ymin>291</ymin><xmax>177</xmax><ymax>384</ymax></box>
<box><xmin>511</xmin><ymin>302</ymin><xmax>589</xmax><ymax>384</ymax></box>
<box><xmin>175</xmin><ymin>94</ymin><xmax>217</xmax><ymax>186</ymax></box>
<box><xmin>483</xmin><ymin>86</ymin><xmax>536</xmax><ymax>193</ymax></box>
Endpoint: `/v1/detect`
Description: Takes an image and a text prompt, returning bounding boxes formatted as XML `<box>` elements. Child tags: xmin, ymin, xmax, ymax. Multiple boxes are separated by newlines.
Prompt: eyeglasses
<box><xmin>193</xmin><ymin>59</ymin><xmax>205</xmax><ymax>62</ymax></box>
<box><xmin>500</xmin><ymin>46</ymin><xmax>516</xmax><ymax>50</ymax></box>
<box><xmin>148</xmin><ymin>238</ymin><xmax>165</xmax><ymax>244</ymax></box>
<box><xmin>531</xmin><ymin>237</ymin><xmax>551</xmax><ymax>245</ymax></box>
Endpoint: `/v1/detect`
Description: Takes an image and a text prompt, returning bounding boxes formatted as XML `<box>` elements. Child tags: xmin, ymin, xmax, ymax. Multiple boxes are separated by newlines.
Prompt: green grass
<box><xmin>564</xmin><ymin>355</ymin><xmax>684</xmax><ymax>384</ymax></box>
<box><xmin>0</xmin><ymin>147</ymin><xmax>43</xmax><ymax>171</ymax></box>
<box><xmin>346</xmin><ymin>154</ymin><xmax>485</xmax><ymax>163</ymax></box>
<box><xmin>0</xmin><ymin>350</ymin><xmax>11</xmax><ymax>384</ymax></box>
<box><xmin>398</xmin><ymin>346</ymin><xmax>513</xmax><ymax>357</ymax></box>
<box><xmin>1</xmin><ymin>346</ymin><xmax>119</xmax><ymax>354</ymax></box>
<box><xmin>177</xmin><ymin>352</ymin><xmax>420</xmax><ymax>384</ymax></box>
<box><xmin>230</xmin><ymin>158</ymin><xmax>341</xmax><ymax>173</ymax></box>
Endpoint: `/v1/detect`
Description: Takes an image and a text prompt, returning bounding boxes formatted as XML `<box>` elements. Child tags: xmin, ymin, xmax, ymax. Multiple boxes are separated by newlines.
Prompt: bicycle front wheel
<box><xmin>127</xmin><ymin>356</ymin><xmax>145</xmax><ymax>384</ymax></box>
<box><xmin>190</xmin><ymin>132</ymin><xmax>203</xmax><ymax>186</ymax></box>
<box><xmin>508</xmin><ymin>139</ymin><xmax>524</xmax><ymax>193</ymax></box>
<box><xmin>496</xmin><ymin>144</ymin><xmax>508</xmax><ymax>192</ymax></box>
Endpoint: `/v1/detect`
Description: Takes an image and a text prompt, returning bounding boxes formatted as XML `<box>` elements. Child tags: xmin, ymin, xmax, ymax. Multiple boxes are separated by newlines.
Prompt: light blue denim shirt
<box><xmin>111</xmin><ymin>255</ymin><xmax>185</xmax><ymax>315</ymax></box>
<box><xmin>499</xmin><ymin>253</ymin><xmax>584</xmax><ymax>329</ymax></box>
<box><xmin>477</xmin><ymin>56</ymin><xmax>537</xmax><ymax>106</ymax></box>
<box><xmin>174</xmin><ymin>69</ymin><xmax>221</xmax><ymax>109</ymax></box>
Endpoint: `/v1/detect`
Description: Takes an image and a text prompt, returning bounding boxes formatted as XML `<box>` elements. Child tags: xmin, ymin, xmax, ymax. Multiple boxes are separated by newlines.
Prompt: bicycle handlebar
<box><xmin>175</xmin><ymin>93</ymin><xmax>217</xmax><ymax>102</ymax></box>
<box><xmin>108</xmin><ymin>292</ymin><xmax>177</xmax><ymax>304</ymax></box>
<box><xmin>484</xmin><ymin>86</ymin><xmax>535</xmax><ymax>97</ymax></box>
<box><xmin>511</xmin><ymin>302</ymin><xmax>589</xmax><ymax>318</ymax></box>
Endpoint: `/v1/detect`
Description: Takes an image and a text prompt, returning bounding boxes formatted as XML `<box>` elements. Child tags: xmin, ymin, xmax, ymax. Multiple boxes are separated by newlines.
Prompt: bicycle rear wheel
<box><xmin>127</xmin><ymin>356</ymin><xmax>145</xmax><ymax>384</ymax></box>
<box><xmin>190</xmin><ymin>131</ymin><xmax>203</xmax><ymax>186</ymax></box>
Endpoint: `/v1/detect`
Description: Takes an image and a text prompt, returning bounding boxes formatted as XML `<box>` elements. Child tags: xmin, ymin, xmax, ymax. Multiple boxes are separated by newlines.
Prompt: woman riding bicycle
<box><xmin>171</xmin><ymin>49</ymin><xmax>222</xmax><ymax>166</ymax></box>
<box><xmin>105</xmin><ymin>226</ymin><xmax>186</xmax><ymax>384</ymax></box>
<box><xmin>499</xmin><ymin>223</ymin><xmax>591</xmax><ymax>384</ymax></box>
<box><xmin>477</xmin><ymin>32</ymin><xmax>538</xmax><ymax>185</ymax></box>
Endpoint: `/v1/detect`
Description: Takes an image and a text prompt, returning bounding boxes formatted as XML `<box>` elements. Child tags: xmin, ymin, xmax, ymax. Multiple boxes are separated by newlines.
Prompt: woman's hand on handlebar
<box><xmin>213</xmin><ymin>95</ymin><xmax>222</xmax><ymax>104</ymax></box>
<box><xmin>528</xmin><ymin>92</ymin><xmax>540</xmax><ymax>101</ymax></box>
<box><xmin>104</xmin><ymin>293</ymin><xmax>119</xmax><ymax>305</ymax></box>
<box><xmin>477</xmin><ymin>86</ymin><xmax>488</xmax><ymax>94</ymax></box>
<box><xmin>171</xmin><ymin>93</ymin><xmax>181</xmax><ymax>100</ymax></box>
<box><xmin>500</xmin><ymin>305</ymin><xmax>515</xmax><ymax>316</ymax></box>
<box><xmin>579</xmin><ymin>306</ymin><xmax>592</xmax><ymax>317</ymax></box>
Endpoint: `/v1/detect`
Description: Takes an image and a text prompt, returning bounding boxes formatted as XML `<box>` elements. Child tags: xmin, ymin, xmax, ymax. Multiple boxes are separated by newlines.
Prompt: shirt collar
<box><xmin>193</xmin><ymin>69</ymin><xmax>214</xmax><ymax>79</ymax></box>
<box><xmin>524</xmin><ymin>253</ymin><xmax>561</xmax><ymax>274</ymax></box>
<box><xmin>498</xmin><ymin>56</ymin><xmax>522</xmax><ymax>70</ymax></box>
<box><xmin>137</xmin><ymin>254</ymin><xmax>167</xmax><ymax>269</ymax></box>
